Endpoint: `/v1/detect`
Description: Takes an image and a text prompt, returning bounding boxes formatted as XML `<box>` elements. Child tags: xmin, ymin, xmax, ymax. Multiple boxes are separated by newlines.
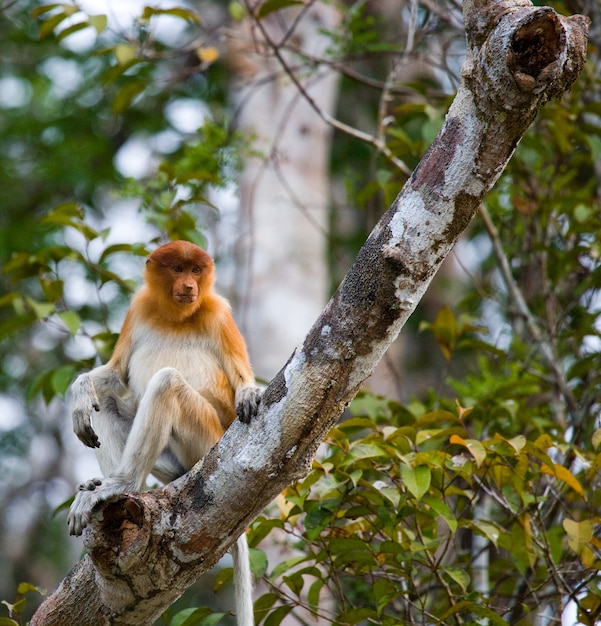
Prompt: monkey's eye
<box><xmin>173</xmin><ymin>265</ymin><xmax>183</xmax><ymax>273</ymax></box>
<box><xmin>192</xmin><ymin>266</ymin><xmax>201</xmax><ymax>274</ymax></box>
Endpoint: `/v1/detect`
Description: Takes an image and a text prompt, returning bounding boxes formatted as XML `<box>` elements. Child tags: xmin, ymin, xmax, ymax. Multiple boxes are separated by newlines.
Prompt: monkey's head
<box><xmin>144</xmin><ymin>241</ymin><xmax>215</xmax><ymax>317</ymax></box>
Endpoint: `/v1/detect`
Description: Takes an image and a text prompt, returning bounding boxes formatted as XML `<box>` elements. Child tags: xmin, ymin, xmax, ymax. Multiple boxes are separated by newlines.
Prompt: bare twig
<box><xmin>478</xmin><ymin>204</ymin><xmax>578</xmax><ymax>424</ymax></box>
<box><xmin>241</xmin><ymin>0</ymin><xmax>412</xmax><ymax>176</ymax></box>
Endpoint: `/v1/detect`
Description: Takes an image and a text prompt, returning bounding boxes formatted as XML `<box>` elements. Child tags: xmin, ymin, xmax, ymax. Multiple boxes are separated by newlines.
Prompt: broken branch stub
<box><xmin>464</xmin><ymin>2</ymin><xmax>589</xmax><ymax>107</ymax></box>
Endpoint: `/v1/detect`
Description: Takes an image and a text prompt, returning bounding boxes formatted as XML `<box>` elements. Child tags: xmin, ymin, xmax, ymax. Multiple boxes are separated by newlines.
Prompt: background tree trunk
<box><xmin>226</xmin><ymin>8</ymin><xmax>341</xmax><ymax>623</ymax></box>
<box><xmin>228</xmin><ymin>3</ymin><xmax>341</xmax><ymax>381</ymax></box>
<box><xmin>31</xmin><ymin>2</ymin><xmax>589</xmax><ymax>623</ymax></box>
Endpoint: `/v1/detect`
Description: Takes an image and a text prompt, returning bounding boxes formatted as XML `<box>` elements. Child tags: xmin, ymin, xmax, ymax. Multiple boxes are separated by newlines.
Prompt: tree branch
<box><xmin>32</xmin><ymin>2</ymin><xmax>589</xmax><ymax>624</ymax></box>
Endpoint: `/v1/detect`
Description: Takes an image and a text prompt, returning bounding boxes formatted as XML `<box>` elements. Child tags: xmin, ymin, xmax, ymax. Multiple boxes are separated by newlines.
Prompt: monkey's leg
<box><xmin>68</xmin><ymin>367</ymin><xmax>223</xmax><ymax>535</ymax></box>
<box><xmin>92</xmin><ymin>396</ymin><xmax>135</xmax><ymax>476</ymax></box>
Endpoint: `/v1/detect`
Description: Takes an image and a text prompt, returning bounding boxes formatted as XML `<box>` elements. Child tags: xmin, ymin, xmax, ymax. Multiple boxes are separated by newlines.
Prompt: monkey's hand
<box><xmin>67</xmin><ymin>476</ymin><xmax>134</xmax><ymax>536</ymax></box>
<box><xmin>70</xmin><ymin>373</ymin><xmax>101</xmax><ymax>449</ymax></box>
<box><xmin>235</xmin><ymin>386</ymin><xmax>262</xmax><ymax>424</ymax></box>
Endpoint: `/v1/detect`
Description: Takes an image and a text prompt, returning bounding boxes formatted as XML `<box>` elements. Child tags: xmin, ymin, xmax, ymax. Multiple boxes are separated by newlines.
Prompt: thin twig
<box><xmin>478</xmin><ymin>204</ymin><xmax>579</xmax><ymax>423</ymax></box>
<box><xmin>241</xmin><ymin>0</ymin><xmax>412</xmax><ymax>177</ymax></box>
<box><xmin>405</xmin><ymin>0</ymin><xmax>419</xmax><ymax>55</ymax></box>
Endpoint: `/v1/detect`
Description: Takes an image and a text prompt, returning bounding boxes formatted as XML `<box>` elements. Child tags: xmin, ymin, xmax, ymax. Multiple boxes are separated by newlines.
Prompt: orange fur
<box><xmin>107</xmin><ymin>241</ymin><xmax>254</xmax><ymax>433</ymax></box>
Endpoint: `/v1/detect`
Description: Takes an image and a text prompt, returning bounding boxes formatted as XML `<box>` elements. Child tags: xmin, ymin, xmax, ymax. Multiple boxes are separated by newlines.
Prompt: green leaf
<box><xmin>541</xmin><ymin>463</ymin><xmax>586</xmax><ymax>500</ymax></box>
<box><xmin>422</xmin><ymin>496</ymin><xmax>457</xmax><ymax>533</ymax></box>
<box><xmin>563</xmin><ymin>518</ymin><xmax>593</xmax><ymax>553</ymax></box>
<box><xmin>282</xmin><ymin>572</ymin><xmax>304</xmax><ymax>597</ymax></box>
<box><xmin>142</xmin><ymin>6</ymin><xmax>201</xmax><ymax>25</ymax></box>
<box><xmin>437</xmin><ymin>600</ymin><xmax>507</xmax><ymax>625</ymax></box>
<box><xmin>420</xmin><ymin>305</ymin><xmax>457</xmax><ymax>359</ymax></box>
<box><xmin>307</xmin><ymin>578</ymin><xmax>324</xmax><ymax>611</ymax></box>
<box><xmin>400</xmin><ymin>464</ymin><xmax>431</xmax><ymax>501</ymax></box>
<box><xmin>229</xmin><ymin>1</ymin><xmax>247</xmax><ymax>21</ymax></box>
<box><xmin>248</xmin><ymin>517</ymin><xmax>285</xmax><ymax>546</ymax></box>
<box><xmin>16</xmin><ymin>582</ymin><xmax>44</xmax><ymax>597</ymax></box>
<box><xmin>330</xmin><ymin>537</ymin><xmax>377</xmax><ymax>569</ymax></box>
<box><xmin>58</xmin><ymin>310</ymin><xmax>81</xmax><ymax>335</ymax></box>
<box><xmin>534</xmin><ymin>433</ymin><xmax>556</xmax><ymax>450</ymax></box>
<box><xmin>31</xmin><ymin>4</ymin><xmax>64</xmax><ymax>19</ymax></box>
<box><xmin>198</xmin><ymin>615</ymin><xmax>227</xmax><ymax>626</ymax></box>
<box><xmin>56</xmin><ymin>20</ymin><xmax>90</xmax><ymax>42</ymax></box>
<box><xmin>38</xmin><ymin>10</ymin><xmax>69</xmax><ymax>39</ymax></box>
<box><xmin>112</xmin><ymin>80</ymin><xmax>147</xmax><ymax>115</ymax></box>
<box><xmin>11</xmin><ymin>598</ymin><xmax>27</xmax><ymax>616</ymax></box>
<box><xmin>270</xmin><ymin>556</ymin><xmax>307</xmax><ymax>579</ymax></box>
<box><xmin>347</xmin><ymin>442</ymin><xmax>385</xmax><ymax>461</ymax></box>
<box><xmin>40</xmin><ymin>202</ymin><xmax>86</xmax><ymax>228</ymax></box>
<box><xmin>113</xmin><ymin>43</ymin><xmax>137</xmax><ymax>66</ymax></box>
<box><xmin>371</xmin><ymin>480</ymin><xmax>401</xmax><ymax>507</ymax></box>
<box><xmin>169</xmin><ymin>607</ymin><xmax>226</xmax><ymax>626</ymax></box>
<box><xmin>415</xmin><ymin>409</ymin><xmax>459</xmax><ymax>428</ymax></box>
<box><xmin>467</xmin><ymin>519</ymin><xmax>501</xmax><ymax>547</ymax></box>
<box><xmin>443</xmin><ymin>566</ymin><xmax>470</xmax><ymax>592</ymax></box>
<box><xmin>373</xmin><ymin>578</ymin><xmax>398</xmax><ymax>613</ymax></box>
<box><xmin>449</xmin><ymin>434</ymin><xmax>486</xmax><ymax>467</ymax></box>
<box><xmin>252</xmin><ymin>592</ymin><xmax>278</xmax><ymax>614</ymax></box>
<box><xmin>0</xmin><ymin>313</ymin><xmax>37</xmax><ymax>342</ymax></box>
<box><xmin>102</xmin><ymin>58</ymin><xmax>145</xmax><ymax>85</ymax></box>
<box><xmin>0</xmin><ymin>618</ymin><xmax>19</xmax><ymax>626</ymax></box>
<box><xmin>27</xmin><ymin>369</ymin><xmax>54</xmax><ymax>403</ymax></box>
<box><xmin>51</xmin><ymin>364</ymin><xmax>78</xmax><ymax>396</ymax></box>
<box><xmin>547</xmin><ymin>525</ymin><xmax>564</xmax><ymax>566</ymax></box>
<box><xmin>256</xmin><ymin>0</ymin><xmax>304</xmax><ymax>19</ymax></box>
<box><xmin>416</xmin><ymin>428</ymin><xmax>455</xmax><ymax>445</ymax></box>
<box><xmin>344</xmin><ymin>607</ymin><xmax>378</xmax><ymax>624</ymax></box>
<box><xmin>212</xmin><ymin>567</ymin><xmax>232</xmax><ymax>592</ymax></box>
<box><xmin>249</xmin><ymin>547</ymin><xmax>268</xmax><ymax>579</ymax></box>
<box><xmin>505</xmin><ymin>518</ymin><xmax>537</xmax><ymax>573</ymax></box>
<box><xmin>98</xmin><ymin>243</ymin><xmax>141</xmax><ymax>264</ymax></box>
<box><xmin>25</xmin><ymin>297</ymin><xmax>54</xmax><ymax>320</ymax></box>
<box><xmin>88</xmin><ymin>14</ymin><xmax>107</xmax><ymax>33</ymax></box>
<box><xmin>53</xmin><ymin>495</ymin><xmax>74</xmax><ymax>517</ymax></box>
<box><xmin>263</xmin><ymin>605</ymin><xmax>293</xmax><ymax>626</ymax></box>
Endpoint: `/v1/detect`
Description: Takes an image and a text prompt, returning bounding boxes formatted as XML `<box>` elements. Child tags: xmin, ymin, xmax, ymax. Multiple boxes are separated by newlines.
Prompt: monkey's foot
<box><xmin>67</xmin><ymin>476</ymin><xmax>135</xmax><ymax>536</ymax></box>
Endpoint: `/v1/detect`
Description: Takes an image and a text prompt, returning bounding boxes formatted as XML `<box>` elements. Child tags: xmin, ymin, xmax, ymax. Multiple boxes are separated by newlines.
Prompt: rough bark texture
<box><xmin>31</xmin><ymin>2</ymin><xmax>589</xmax><ymax>624</ymax></box>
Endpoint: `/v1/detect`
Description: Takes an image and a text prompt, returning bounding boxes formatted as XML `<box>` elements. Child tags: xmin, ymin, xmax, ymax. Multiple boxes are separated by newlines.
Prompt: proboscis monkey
<box><xmin>68</xmin><ymin>240</ymin><xmax>261</xmax><ymax>626</ymax></box>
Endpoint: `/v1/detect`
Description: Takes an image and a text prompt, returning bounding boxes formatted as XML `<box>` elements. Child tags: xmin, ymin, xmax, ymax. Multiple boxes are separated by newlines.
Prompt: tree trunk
<box><xmin>228</xmin><ymin>2</ymin><xmax>340</xmax><ymax>381</ymax></box>
<box><xmin>31</xmin><ymin>2</ymin><xmax>589</xmax><ymax>624</ymax></box>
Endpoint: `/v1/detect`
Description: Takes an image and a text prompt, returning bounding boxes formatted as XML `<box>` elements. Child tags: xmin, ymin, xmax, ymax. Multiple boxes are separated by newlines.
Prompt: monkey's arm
<box><xmin>71</xmin><ymin>316</ymin><xmax>132</xmax><ymax>448</ymax></box>
<box><xmin>215</xmin><ymin>302</ymin><xmax>262</xmax><ymax>423</ymax></box>
<box><xmin>71</xmin><ymin>364</ymin><xmax>128</xmax><ymax>448</ymax></box>
<box><xmin>71</xmin><ymin>372</ymin><xmax>102</xmax><ymax>448</ymax></box>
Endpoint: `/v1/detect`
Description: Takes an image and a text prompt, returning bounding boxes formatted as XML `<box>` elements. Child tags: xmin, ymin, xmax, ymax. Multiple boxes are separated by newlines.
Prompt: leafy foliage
<box><xmin>0</xmin><ymin>0</ymin><xmax>600</xmax><ymax>624</ymax></box>
<box><xmin>0</xmin><ymin>583</ymin><xmax>44</xmax><ymax>626</ymax></box>
<box><xmin>247</xmin><ymin>379</ymin><xmax>600</xmax><ymax>624</ymax></box>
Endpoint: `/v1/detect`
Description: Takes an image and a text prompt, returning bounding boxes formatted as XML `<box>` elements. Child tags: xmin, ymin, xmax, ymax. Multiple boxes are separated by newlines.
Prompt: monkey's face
<box><xmin>144</xmin><ymin>241</ymin><xmax>215</xmax><ymax>317</ymax></box>
<box><xmin>171</xmin><ymin>265</ymin><xmax>201</xmax><ymax>305</ymax></box>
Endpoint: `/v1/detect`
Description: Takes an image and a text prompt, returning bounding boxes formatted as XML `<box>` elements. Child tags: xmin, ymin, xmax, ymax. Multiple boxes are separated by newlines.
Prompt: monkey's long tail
<box><xmin>232</xmin><ymin>533</ymin><xmax>254</xmax><ymax>626</ymax></box>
